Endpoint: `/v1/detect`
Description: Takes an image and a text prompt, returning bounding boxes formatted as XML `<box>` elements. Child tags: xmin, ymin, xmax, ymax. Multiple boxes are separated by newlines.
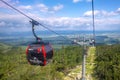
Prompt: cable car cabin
<box><xmin>26</xmin><ymin>41</ymin><xmax>53</xmax><ymax>66</ymax></box>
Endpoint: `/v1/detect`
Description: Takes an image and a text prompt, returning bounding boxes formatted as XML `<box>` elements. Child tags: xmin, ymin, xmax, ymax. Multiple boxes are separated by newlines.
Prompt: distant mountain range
<box><xmin>0</xmin><ymin>30</ymin><xmax>120</xmax><ymax>46</ymax></box>
<box><xmin>0</xmin><ymin>30</ymin><xmax>120</xmax><ymax>38</ymax></box>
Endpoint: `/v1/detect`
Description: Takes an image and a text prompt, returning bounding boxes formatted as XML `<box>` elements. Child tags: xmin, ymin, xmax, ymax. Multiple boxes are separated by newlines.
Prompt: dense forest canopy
<box><xmin>0</xmin><ymin>43</ymin><xmax>83</xmax><ymax>80</ymax></box>
<box><xmin>0</xmin><ymin>43</ymin><xmax>120</xmax><ymax>80</ymax></box>
<box><xmin>94</xmin><ymin>45</ymin><xmax>120</xmax><ymax>80</ymax></box>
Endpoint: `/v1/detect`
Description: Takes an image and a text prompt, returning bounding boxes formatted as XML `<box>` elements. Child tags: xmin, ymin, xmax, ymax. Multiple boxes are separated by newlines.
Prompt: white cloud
<box><xmin>83</xmin><ymin>10</ymin><xmax>118</xmax><ymax>17</ymax></box>
<box><xmin>44</xmin><ymin>17</ymin><xmax>120</xmax><ymax>31</ymax></box>
<box><xmin>37</xmin><ymin>4</ymin><xmax>49</xmax><ymax>13</ymax></box>
<box><xmin>0</xmin><ymin>12</ymin><xmax>120</xmax><ymax>32</ymax></box>
<box><xmin>117</xmin><ymin>8</ymin><xmax>120</xmax><ymax>11</ymax></box>
<box><xmin>0</xmin><ymin>0</ymin><xmax>10</xmax><ymax>7</ymax></box>
<box><xmin>53</xmin><ymin>4</ymin><xmax>64</xmax><ymax>11</ymax></box>
<box><xmin>0</xmin><ymin>7</ymin><xmax>120</xmax><ymax>32</ymax></box>
<box><xmin>0</xmin><ymin>21</ymin><xmax>6</xmax><ymax>27</ymax></box>
<box><xmin>73</xmin><ymin>0</ymin><xmax>92</xmax><ymax>3</ymax></box>
<box><xmin>0</xmin><ymin>13</ymin><xmax>92</xmax><ymax>31</ymax></box>
<box><xmin>73</xmin><ymin>0</ymin><xmax>82</xmax><ymax>3</ymax></box>
<box><xmin>1</xmin><ymin>0</ymin><xmax>120</xmax><ymax>32</ymax></box>
<box><xmin>0</xmin><ymin>13</ymin><xmax>27</xmax><ymax>21</ymax></box>
<box><xmin>83</xmin><ymin>10</ymin><xmax>100</xmax><ymax>17</ymax></box>
<box><xmin>18</xmin><ymin>5</ymin><xmax>32</xmax><ymax>10</ymax></box>
<box><xmin>116</xmin><ymin>8</ymin><xmax>120</xmax><ymax>13</ymax></box>
<box><xmin>36</xmin><ymin>3</ymin><xmax>64</xmax><ymax>14</ymax></box>
<box><xmin>0</xmin><ymin>0</ymin><xmax>19</xmax><ymax>8</ymax></box>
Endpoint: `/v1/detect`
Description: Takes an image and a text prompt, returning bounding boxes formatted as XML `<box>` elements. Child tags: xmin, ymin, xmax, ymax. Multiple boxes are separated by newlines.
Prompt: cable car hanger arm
<box><xmin>30</xmin><ymin>20</ymin><xmax>42</xmax><ymax>41</ymax></box>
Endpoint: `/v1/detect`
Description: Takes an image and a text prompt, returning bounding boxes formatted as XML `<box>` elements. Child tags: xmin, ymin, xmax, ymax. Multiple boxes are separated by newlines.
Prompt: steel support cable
<box><xmin>92</xmin><ymin>0</ymin><xmax>96</xmax><ymax>46</ymax></box>
<box><xmin>0</xmin><ymin>0</ymin><xmax>73</xmax><ymax>43</ymax></box>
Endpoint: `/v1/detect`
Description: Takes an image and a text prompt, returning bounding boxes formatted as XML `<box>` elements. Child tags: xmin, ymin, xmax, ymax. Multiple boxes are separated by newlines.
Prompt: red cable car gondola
<box><xmin>26</xmin><ymin>20</ymin><xmax>53</xmax><ymax>66</ymax></box>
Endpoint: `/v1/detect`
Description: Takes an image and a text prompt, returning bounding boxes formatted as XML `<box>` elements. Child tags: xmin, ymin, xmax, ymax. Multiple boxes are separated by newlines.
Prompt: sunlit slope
<box><xmin>64</xmin><ymin>47</ymin><xmax>96</xmax><ymax>80</ymax></box>
<box><xmin>86</xmin><ymin>47</ymin><xmax>96</xmax><ymax>80</ymax></box>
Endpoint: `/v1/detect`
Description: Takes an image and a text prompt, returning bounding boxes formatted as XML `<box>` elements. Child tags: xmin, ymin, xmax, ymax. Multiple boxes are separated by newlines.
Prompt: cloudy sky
<box><xmin>0</xmin><ymin>0</ymin><xmax>120</xmax><ymax>33</ymax></box>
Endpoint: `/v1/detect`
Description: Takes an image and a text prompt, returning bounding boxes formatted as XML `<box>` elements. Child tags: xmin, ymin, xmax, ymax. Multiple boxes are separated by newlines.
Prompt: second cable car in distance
<box><xmin>26</xmin><ymin>20</ymin><xmax>53</xmax><ymax>66</ymax></box>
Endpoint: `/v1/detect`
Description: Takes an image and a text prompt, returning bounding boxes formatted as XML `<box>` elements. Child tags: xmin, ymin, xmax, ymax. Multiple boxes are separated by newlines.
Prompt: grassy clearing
<box><xmin>86</xmin><ymin>47</ymin><xmax>96</xmax><ymax>80</ymax></box>
<box><xmin>64</xmin><ymin>47</ymin><xmax>96</xmax><ymax>80</ymax></box>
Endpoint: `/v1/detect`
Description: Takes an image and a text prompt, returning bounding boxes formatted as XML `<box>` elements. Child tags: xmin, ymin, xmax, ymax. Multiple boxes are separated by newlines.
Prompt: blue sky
<box><xmin>0</xmin><ymin>0</ymin><xmax>120</xmax><ymax>32</ymax></box>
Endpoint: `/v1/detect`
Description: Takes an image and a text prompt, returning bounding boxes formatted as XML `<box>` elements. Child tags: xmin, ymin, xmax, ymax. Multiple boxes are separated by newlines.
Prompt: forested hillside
<box><xmin>0</xmin><ymin>43</ymin><xmax>83</xmax><ymax>80</ymax></box>
<box><xmin>1</xmin><ymin>43</ymin><xmax>120</xmax><ymax>80</ymax></box>
<box><xmin>94</xmin><ymin>45</ymin><xmax>120</xmax><ymax>80</ymax></box>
